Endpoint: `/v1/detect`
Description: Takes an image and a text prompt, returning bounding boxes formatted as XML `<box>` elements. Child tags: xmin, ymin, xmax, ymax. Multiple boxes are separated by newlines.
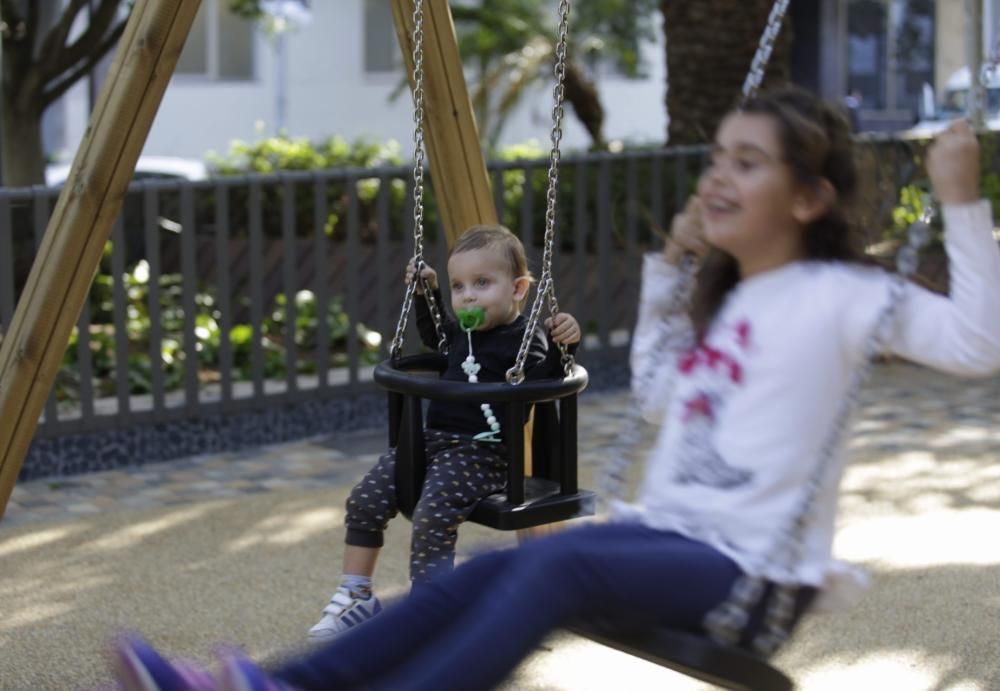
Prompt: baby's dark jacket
<box><xmin>415</xmin><ymin>289</ymin><xmax>576</xmax><ymax>442</ymax></box>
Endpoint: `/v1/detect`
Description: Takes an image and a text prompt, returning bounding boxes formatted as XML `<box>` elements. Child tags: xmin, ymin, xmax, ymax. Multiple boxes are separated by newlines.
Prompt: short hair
<box><xmin>451</xmin><ymin>224</ymin><xmax>531</xmax><ymax>281</ymax></box>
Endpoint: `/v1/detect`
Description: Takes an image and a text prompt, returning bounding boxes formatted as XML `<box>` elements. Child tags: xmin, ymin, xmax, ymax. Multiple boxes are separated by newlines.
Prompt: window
<box><xmin>891</xmin><ymin>0</ymin><xmax>934</xmax><ymax>111</ymax></box>
<box><xmin>846</xmin><ymin>1</ymin><xmax>888</xmax><ymax>108</ymax></box>
<box><xmin>844</xmin><ymin>0</ymin><xmax>934</xmax><ymax>114</ymax></box>
<box><xmin>364</xmin><ymin>0</ymin><xmax>403</xmax><ymax>73</ymax></box>
<box><xmin>176</xmin><ymin>0</ymin><xmax>255</xmax><ymax>80</ymax></box>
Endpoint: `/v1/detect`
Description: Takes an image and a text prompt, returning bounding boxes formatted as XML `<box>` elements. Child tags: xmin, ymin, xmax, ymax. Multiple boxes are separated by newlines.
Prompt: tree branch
<box><xmin>37</xmin><ymin>0</ymin><xmax>89</xmax><ymax>68</ymax></box>
<box><xmin>0</xmin><ymin>0</ymin><xmax>37</xmax><ymax>60</ymax></box>
<box><xmin>0</xmin><ymin>0</ymin><xmax>21</xmax><ymax>32</ymax></box>
<box><xmin>25</xmin><ymin>0</ymin><xmax>38</xmax><ymax>47</ymax></box>
<box><xmin>3</xmin><ymin>0</ymin><xmax>39</xmax><ymax>109</ymax></box>
<box><xmin>47</xmin><ymin>0</ymin><xmax>124</xmax><ymax>80</ymax></box>
<box><xmin>41</xmin><ymin>18</ymin><xmax>125</xmax><ymax>108</ymax></box>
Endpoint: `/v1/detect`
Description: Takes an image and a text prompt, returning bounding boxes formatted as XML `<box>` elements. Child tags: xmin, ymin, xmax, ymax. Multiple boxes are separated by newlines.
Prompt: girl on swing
<box><xmin>113</xmin><ymin>87</ymin><xmax>1000</xmax><ymax>691</ymax></box>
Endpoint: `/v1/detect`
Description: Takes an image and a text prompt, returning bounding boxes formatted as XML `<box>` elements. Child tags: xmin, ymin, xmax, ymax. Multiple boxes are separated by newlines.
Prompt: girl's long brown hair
<box><xmin>689</xmin><ymin>87</ymin><xmax>869</xmax><ymax>335</ymax></box>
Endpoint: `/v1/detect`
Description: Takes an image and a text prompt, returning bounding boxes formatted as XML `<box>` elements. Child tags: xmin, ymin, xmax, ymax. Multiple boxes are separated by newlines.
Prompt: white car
<box><xmin>45</xmin><ymin>156</ymin><xmax>209</xmax><ymax>187</ymax></box>
<box><xmin>903</xmin><ymin>65</ymin><xmax>1000</xmax><ymax>138</ymax></box>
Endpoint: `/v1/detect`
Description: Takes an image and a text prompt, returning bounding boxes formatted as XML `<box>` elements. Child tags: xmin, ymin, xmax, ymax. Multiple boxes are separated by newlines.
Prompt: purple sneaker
<box><xmin>219</xmin><ymin>656</ymin><xmax>298</xmax><ymax>691</ymax></box>
<box><xmin>113</xmin><ymin>635</ymin><xmax>217</xmax><ymax>691</ymax></box>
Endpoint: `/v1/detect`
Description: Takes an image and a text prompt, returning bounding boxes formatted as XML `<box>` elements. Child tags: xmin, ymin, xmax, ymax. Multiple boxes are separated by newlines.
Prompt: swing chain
<box><xmin>969</xmin><ymin>55</ymin><xmax>995</xmax><ymax>128</ymax></box>
<box><xmin>596</xmin><ymin>255</ymin><xmax>697</xmax><ymax>504</ymax></box>
<box><xmin>598</xmin><ymin>0</ymin><xmax>793</xmax><ymax>652</ymax></box>
<box><xmin>420</xmin><ymin>262</ymin><xmax>451</xmax><ymax>354</ymax></box>
<box><xmin>663</xmin><ymin>0</ymin><xmax>791</xmax><ymax>302</ymax></box>
<box><xmin>603</xmin><ymin>0</ymin><xmax>790</xmax><ymax>509</ymax></box>
<box><xmin>507</xmin><ymin>0</ymin><xmax>574</xmax><ymax>384</ymax></box>
<box><xmin>390</xmin><ymin>0</ymin><xmax>448</xmax><ymax>360</ymax></box>
<box><xmin>740</xmin><ymin>0</ymin><xmax>791</xmax><ymax>102</ymax></box>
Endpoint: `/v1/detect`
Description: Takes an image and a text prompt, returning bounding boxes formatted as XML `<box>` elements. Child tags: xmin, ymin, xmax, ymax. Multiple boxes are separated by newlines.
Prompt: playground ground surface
<box><xmin>1</xmin><ymin>362</ymin><xmax>998</xmax><ymax>690</ymax></box>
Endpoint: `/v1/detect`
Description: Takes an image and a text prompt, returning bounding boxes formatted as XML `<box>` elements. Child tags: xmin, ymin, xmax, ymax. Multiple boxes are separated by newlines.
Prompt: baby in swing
<box><xmin>306</xmin><ymin>224</ymin><xmax>581</xmax><ymax>641</ymax></box>
<box><xmin>112</xmin><ymin>87</ymin><xmax>999</xmax><ymax>691</ymax></box>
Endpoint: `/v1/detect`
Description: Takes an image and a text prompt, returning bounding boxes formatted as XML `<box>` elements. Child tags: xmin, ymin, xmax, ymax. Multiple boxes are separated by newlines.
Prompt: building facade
<box><xmin>48</xmin><ymin>0</ymin><xmax>669</xmax><ymax>163</ymax></box>
<box><xmin>791</xmin><ymin>0</ymin><xmax>995</xmax><ymax>132</ymax></box>
<box><xmin>42</xmin><ymin>0</ymin><xmax>993</xmax><ymax>163</ymax></box>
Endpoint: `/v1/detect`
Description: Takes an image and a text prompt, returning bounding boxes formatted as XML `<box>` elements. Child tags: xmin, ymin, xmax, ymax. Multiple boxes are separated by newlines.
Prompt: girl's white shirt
<box><xmin>614</xmin><ymin>200</ymin><xmax>1000</xmax><ymax>611</ymax></box>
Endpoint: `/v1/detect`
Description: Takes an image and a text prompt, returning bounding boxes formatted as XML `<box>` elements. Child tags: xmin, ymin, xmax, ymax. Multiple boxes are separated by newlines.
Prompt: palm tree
<box><xmin>232</xmin><ymin>0</ymin><xmax>657</xmax><ymax>151</ymax></box>
<box><xmin>452</xmin><ymin>0</ymin><xmax>659</xmax><ymax>151</ymax></box>
<box><xmin>660</xmin><ymin>0</ymin><xmax>792</xmax><ymax>145</ymax></box>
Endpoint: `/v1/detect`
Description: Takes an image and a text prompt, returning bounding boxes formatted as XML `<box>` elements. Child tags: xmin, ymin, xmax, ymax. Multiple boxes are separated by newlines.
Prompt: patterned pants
<box><xmin>344</xmin><ymin>430</ymin><xmax>508</xmax><ymax>583</ymax></box>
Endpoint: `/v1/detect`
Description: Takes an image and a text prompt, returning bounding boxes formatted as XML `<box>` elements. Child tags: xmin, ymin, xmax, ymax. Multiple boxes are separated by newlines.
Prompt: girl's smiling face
<box><xmin>447</xmin><ymin>247</ymin><xmax>528</xmax><ymax>330</ymax></box>
<box><xmin>697</xmin><ymin>112</ymin><xmax>811</xmax><ymax>276</ymax></box>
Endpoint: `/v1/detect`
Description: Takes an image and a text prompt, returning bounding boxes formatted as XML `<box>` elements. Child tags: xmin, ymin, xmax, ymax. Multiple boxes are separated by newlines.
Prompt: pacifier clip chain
<box><xmin>457</xmin><ymin>308</ymin><xmax>501</xmax><ymax>444</ymax></box>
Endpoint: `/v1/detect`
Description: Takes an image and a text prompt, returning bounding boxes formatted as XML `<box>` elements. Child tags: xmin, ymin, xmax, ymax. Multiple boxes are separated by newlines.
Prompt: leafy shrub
<box><xmin>207</xmin><ymin>133</ymin><xmax>412</xmax><ymax>242</ymax></box>
<box><xmin>884</xmin><ymin>131</ymin><xmax>999</xmax><ymax>248</ymax></box>
<box><xmin>55</xmin><ymin>254</ymin><xmax>381</xmax><ymax>404</ymax></box>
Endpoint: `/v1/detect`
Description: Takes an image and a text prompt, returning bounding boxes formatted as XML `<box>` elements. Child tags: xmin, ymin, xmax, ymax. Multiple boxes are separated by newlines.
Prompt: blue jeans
<box><xmin>275</xmin><ymin>523</ymin><xmax>811</xmax><ymax>691</ymax></box>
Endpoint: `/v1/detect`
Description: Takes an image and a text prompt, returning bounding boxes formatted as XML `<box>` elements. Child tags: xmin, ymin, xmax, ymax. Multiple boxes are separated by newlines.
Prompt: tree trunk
<box><xmin>1</xmin><ymin>94</ymin><xmax>45</xmax><ymax>188</ymax></box>
<box><xmin>563</xmin><ymin>61</ymin><xmax>607</xmax><ymax>150</ymax></box>
<box><xmin>0</xmin><ymin>0</ymin><xmax>128</xmax><ymax>187</ymax></box>
<box><xmin>661</xmin><ymin>0</ymin><xmax>792</xmax><ymax>145</ymax></box>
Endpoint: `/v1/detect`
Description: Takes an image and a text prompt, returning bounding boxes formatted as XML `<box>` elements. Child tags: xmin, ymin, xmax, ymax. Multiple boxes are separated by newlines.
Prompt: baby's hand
<box><xmin>927</xmin><ymin>120</ymin><xmax>980</xmax><ymax>205</ymax></box>
<box><xmin>545</xmin><ymin>313</ymin><xmax>581</xmax><ymax>346</ymax></box>
<box><xmin>665</xmin><ymin>196</ymin><xmax>709</xmax><ymax>264</ymax></box>
<box><xmin>405</xmin><ymin>258</ymin><xmax>438</xmax><ymax>294</ymax></box>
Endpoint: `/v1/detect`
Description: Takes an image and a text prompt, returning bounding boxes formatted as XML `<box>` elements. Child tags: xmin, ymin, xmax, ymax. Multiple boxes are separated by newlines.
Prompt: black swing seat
<box><xmin>373</xmin><ymin>353</ymin><xmax>595</xmax><ymax>531</ymax></box>
<box><xmin>567</xmin><ymin>621</ymin><xmax>794</xmax><ymax>691</ymax></box>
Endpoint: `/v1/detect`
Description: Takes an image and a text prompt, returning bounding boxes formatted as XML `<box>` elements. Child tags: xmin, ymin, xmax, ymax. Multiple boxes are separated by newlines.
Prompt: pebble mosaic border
<box><xmin>20</xmin><ymin>351</ymin><xmax>630</xmax><ymax>482</ymax></box>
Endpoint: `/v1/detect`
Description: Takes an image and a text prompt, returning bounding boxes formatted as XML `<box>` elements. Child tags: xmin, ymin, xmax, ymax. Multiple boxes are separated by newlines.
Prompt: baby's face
<box><xmin>447</xmin><ymin>248</ymin><xmax>523</xmax><ymax>330</ymax></box>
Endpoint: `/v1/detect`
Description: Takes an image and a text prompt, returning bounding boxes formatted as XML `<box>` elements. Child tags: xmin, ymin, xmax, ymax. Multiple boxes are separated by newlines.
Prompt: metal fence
<box><xmin>0</xmin><ymin>140</ymin><xmax>915</xmax><ymax>475</ymax></box>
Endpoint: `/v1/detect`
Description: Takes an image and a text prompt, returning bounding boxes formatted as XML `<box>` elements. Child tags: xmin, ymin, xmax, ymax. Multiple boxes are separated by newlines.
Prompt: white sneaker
<box><xmin>307</xmin><ymin>586</ymin><xmax>382</xmax><ymax>641</ymax></box>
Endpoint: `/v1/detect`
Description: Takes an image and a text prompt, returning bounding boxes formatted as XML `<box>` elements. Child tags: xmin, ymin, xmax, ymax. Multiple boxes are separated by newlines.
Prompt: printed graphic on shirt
<box><xmin>673</xmin><ymin>319</ymin><xmax>754</xmax><ymax>489</ymax></box>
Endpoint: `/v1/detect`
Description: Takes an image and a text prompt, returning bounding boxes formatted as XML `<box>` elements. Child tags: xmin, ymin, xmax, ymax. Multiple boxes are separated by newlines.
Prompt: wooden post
<box><xmin>390</xmin><ymin>0</ymin><xmax>497</xmax><ymax>246</ymax></box>
<box><xmin>0</xmin><ymin>0</ymin><xmax>203</xmax><ymax>520</ymax></box>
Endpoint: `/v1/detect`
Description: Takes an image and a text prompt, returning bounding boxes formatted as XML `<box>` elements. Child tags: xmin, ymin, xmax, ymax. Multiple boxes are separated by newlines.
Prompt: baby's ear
<box><xmin>512</xmin><ymin>275</ymin><xmax>531</xmax><ymax>301</ymax></box>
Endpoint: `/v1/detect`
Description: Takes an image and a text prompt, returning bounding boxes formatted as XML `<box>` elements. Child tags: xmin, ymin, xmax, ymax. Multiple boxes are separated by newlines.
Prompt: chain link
<box><xmin>389</xmin><ymin>0</ymin><xmax>448</xmax><ymax>361</ymax></box>
<box><xmin>507</xmin><ymin>0</ymin><xmax>573</xmax><ymax>384</ymax></box>
<box><xmin>665</xmin><ymin>0</ymin><xmax>792</xmax><ymax>308</ymax></box>
<box><xmin>596</xmin><ymin>255</ymin><xmax>697</xmax><ymax>504</ymax></box>
<box><xmin>419</xmin><ymin>266</ymin><xmax>450</xmax><ymax>354</ymax></box>
<box><xmin>969</xmin><ymin>61</ymin><xmax>993</xmax><ymax>129</ymax></box>
<box><xmin>740</xmin><ymin>0</ymin><xmax>791</xmax><ymax>102</ymax></box>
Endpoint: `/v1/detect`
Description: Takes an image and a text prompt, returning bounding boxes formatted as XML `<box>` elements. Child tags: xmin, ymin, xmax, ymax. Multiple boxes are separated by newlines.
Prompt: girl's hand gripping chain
<box><xmin>665</xmin><ymin>197</ymin><xmax>711</xmax><ymax>265</ymax></box>
<box><xmin>926</xmin><ymin>119</ymin><xmax>980</xmax><ymax>206</ymax></box>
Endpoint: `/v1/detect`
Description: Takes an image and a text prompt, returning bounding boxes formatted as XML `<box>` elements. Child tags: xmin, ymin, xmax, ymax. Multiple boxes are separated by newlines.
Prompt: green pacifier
<box><xmin>456</xmin><ymin>307</ymin><xmax>486</xmax><ymax>332</ymax></box>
